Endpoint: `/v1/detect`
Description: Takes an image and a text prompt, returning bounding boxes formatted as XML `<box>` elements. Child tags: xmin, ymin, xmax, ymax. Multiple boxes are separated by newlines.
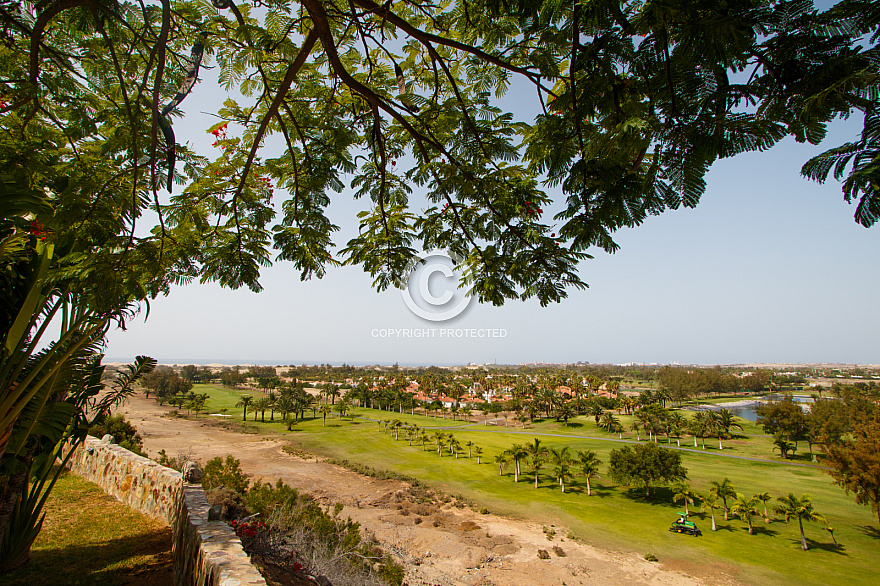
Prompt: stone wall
<box><xmin>66</xmin><ymin>436</ymin><xmax>266</xmax><ymax>586</ymax></box>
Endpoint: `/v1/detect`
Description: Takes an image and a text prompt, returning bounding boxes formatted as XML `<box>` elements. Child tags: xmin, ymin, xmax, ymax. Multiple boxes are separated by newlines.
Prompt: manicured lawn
<box><xmin>3</xmin><ymin>470</ymin><xmax>171</xmax><ymax>586</ymax></box>
<box><xmin>273</xmin><ymin>407</ymin><xmax>876</xmax><ymax>586</ymax></box>
<box><xmin>186</xmin><ymin>387</ymin><xmax>878</xmax><ymax>585</ymax></box>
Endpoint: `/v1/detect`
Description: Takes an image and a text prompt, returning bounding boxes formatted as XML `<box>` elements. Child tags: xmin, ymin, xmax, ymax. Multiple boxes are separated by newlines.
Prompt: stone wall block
<box><xmin>67</xmin><ymin>436</ymin><xmax>266</xmax><ymax>586</ymax></box>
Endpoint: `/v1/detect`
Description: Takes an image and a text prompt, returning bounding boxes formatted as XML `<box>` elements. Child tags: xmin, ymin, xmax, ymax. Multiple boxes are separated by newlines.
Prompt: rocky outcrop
<box><xmin>66</xmin><ymin>436</ymin><xmax>265</xmax><ymax>586</ymax></box>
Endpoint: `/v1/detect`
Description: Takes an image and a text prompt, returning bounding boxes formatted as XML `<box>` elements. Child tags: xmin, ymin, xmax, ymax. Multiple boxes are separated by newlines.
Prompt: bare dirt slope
<box><xmin>120</xmin><ymin>395</ymin><xmax>730</xmax><ymax>586</ymax></box>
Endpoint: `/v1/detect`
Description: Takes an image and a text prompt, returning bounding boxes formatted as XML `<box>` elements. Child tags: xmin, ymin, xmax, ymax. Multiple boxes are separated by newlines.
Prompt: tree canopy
<box><xmin>1</xmin><ymin>0</ymin><xmax>878</xmax><ymax>308</ymax></box>
<box><xmin>608</xmin><ymin>440</ymin><xmax>687</xmax><ymax>495</ymax></box>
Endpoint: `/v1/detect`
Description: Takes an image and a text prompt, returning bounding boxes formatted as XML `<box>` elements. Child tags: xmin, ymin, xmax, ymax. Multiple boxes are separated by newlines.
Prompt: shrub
<box><xmin>246</xmin><ymin>479</ymin><xmax>300</xmax><ymax>516</ymax></box>
<box><xmin>537</xmin><ymin>549</ymin><xmax>550</xmax><ymax>559</ymax></box>
<box><xmin>89</xmin><ymin>414</ymin><xmax>144</xmax><ymax>456</ymax></box>
<box><xmin>202</xmin><ymin>455</ymin><xmax>250</xmax><ymax>493</ymax></box>
<box><xmin>644</xmin><ymin>553</ymin><xmax>658</xmax><ymax>562</ymax></box>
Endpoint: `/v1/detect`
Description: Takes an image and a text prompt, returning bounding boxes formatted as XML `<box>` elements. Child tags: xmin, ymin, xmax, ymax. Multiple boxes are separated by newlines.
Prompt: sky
<box><xmin>104</xmin><ymin>26</ymin><xmax>880</xmax><ymax>368</ymax></box>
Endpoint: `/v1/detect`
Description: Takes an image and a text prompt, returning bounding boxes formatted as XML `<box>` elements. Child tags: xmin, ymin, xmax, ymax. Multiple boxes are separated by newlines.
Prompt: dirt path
<box><xmin>120</xmin><ymin>396</ymin><xmax>733</xmax><ymax>586</ymax></box>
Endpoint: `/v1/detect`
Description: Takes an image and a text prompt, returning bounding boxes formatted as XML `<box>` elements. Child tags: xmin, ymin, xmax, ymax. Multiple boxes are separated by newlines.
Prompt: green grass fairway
<box><xmin>187</xmin><ymin>389</ymin><xmax>878</xmax><ymax>585</ymax></box>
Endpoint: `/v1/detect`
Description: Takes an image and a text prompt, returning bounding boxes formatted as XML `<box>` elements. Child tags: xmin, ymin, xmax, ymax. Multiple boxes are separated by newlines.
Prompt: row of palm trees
<box><xmin>594</xmin><ymin>405</ymin><xmax>744</xmax><ymax>450</ymax></box>
<box><xmin>495</xmin><ymin>440</ymin><xmax>603</xmax><ymax>494</ymax></box>
<box><xmin>234</xmin><ymin>387</ymin><xmax>330</xmax><ymax>428</ymax></box>
<box><xmin>377</xmin><ymin>419</ymin><xmax>485</xmax><ymax>463</ymax></box>
<box><xmin>673</xmin><ymin>478</ymin><xmax>828</xmax><ymax>550</ymax></box>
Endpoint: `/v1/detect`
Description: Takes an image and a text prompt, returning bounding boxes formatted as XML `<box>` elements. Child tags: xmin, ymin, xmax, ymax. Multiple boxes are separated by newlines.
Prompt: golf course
<box><xmin>183</xmin><ymin>383</ymin><xmax>878</xmax><ymax>586</ymax></box>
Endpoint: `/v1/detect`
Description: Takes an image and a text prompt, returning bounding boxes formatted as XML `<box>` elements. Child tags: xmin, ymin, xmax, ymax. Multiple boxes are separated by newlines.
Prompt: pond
<box><xmin>686</xmin><ymin>395</ymin><xmax>814</xmax><ymax>423</ymax></box>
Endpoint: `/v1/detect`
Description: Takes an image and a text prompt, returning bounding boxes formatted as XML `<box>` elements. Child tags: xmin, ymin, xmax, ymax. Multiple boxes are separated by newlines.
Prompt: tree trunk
<box><xmin>711</xmin><ymin>511</ymin><xmax>717</xmax><ymax>531</ymax></box>
<box><xmin>586</xmin><ymin>479</ymin><xmax>592</xmax><ymax>496</ymax></box>
<box><xmin>0</xmin><ymin>469</ymin><xmax>28</xmax><ymax>568</ymax></box>
<box><xmin>799</xmin><ymin>518</ymin><xmax>808</xmax><ymax>550</ymax></box>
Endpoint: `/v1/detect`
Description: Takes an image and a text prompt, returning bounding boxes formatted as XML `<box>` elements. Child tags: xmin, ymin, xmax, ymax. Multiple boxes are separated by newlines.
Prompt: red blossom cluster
<box><xmin>229</xmin><ymin>518</ymin><xmax>266</xmax><ymax>539</ymax></box>
<box><xmin>522</xmin><ymin>200</ymin><xmax>542</xmax><ymax>219</ymax></box>
<box><xmin>255</xmin><ymin>175</ymin><xmax>274</xmax><ymax>195</ymax></box>
<box><xmin>210</xmin><ymin>122</ymin><xmax>228</xmax><ymax>147</ymax></box>
<box><xmin>27</xmin><ymin>220</ymin><xmax>50</xmax><ymax>242</ymax></box>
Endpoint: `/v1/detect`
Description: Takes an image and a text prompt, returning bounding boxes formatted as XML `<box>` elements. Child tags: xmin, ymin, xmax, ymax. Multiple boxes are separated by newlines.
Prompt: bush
<box><xmin>155</xmin><ymin>448</ymin><xmax>196</xmax><ymax>471</ymax></box>
<box><xmin>246</xmin><ymin>479</ymin><xmax>300</xmax><ymax>516</ymax></box>
<box><xmin>203</xmin><ymin>455</ymin><xmax>250</xmax><ymax>493</ymax></box>
<box><xmin>89</xmin><ymin>414</ymin><xmax>144</xmax><ymax>456</ymax></box>
<box><xmin>537</xmin><ymin>549</ymin><xmax>550</xmax><ymax>559</ymax></box>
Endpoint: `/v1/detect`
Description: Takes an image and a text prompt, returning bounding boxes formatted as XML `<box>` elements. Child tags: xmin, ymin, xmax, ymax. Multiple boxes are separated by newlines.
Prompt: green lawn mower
<box><xmin>669</xmin><ymin>512</ymin><xmax>702</xmax><ymax>536</ymax></box>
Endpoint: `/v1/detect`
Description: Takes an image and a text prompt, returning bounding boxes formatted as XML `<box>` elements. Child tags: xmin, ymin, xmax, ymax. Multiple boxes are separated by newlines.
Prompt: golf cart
<box><xmin>669</xmin><ymin>512</ymin><xmax>702</xmax><ymax>536</ymax></box>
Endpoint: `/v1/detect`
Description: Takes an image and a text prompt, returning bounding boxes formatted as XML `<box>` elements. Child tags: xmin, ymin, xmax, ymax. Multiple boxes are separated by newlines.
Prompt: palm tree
<box><xmin>557</xmin><ymin>403</ymin><xmax>575</xmax><ymax>426</ymax></box>
<box><xmin>705</xmin><ymin>411</ymin><xmax>724</xmax><ymax>449</ymax></box>
<box><xmin>474</xmin><ymin>446</ymin><xmax>484</xmax><ymax>464</ymax></box>
<box><xmin>465</xmin><ymin>440</ymin><xmax>475</xmax><ymax>458</ymax></box>
<box><xmin>525</xmin><ymin>438</ymin><xmax>547</xmax><ymax>460</ymax></box>
<box><xmin>555</xmin><ymin>461</ymin><xmax>573</xmax><ymax>492</ymax></box>
<box><xmin>709</xmin><ymin>478</ymin><xmax>737</xmax><ymax>521</ymax></box>
<box><xmin>773</xmin><ymin>435</ymin><xmax>797</xmax><ymax>459</ymax></box>
<box><xmin>320</xmin><ymin>404</ymin><xmax>332</xmax><ymax>426</ymax></box>
<box><xmin>667</xmin><ymin>412</ymin><xmax>686</xmax><ymax>446</ymax></box>
<box><xmin>433</xmin><ymin>431</ymin><xmax>447</xmax><ymax>456</ymax></box>
<box><xmin>701</xmin><ymin>493</ymin><xmax>721</xmax><ymax>531</ymax></box>
<box><xmin>576</xmin><ymin>450</ymin><xmax>602</xmax><ymax>496</ymax></box>
<box><xmin>235</xmin><ymin>395</ymin><xmax>253</xmax><ymax>421</ymax></box>
<box><xmin>549</xmin><ymin>447</ymin><xmax>572</xmax><ymax>491</ymax></box>
<box><xmin>672</xmin><ymin>481</ymin><xmax>697</xmax><ymax>516</ymax></box>
<box><xmin>629</xmin><ymin>419</ymin><xmax>642</xmax><ymax>441</ymax></box>
<box><xmin>774</xmin><ymin>493</ymin><xmax>826</xmax><ymax>551</ymax></box>
<box><xmin>253</xmin><ymin>397</ymin><xmax>270</xmax><ymax>422</ymax></box>
<box><xmin>267</xmin><ymin>391</ymin><xmax>277</xmax><ymax>421</ymax></box>
<box><xmin>599</xmin><ymin>412</ymin><xmax>621</xmax><ymax>433</ymax></box>
<box><xmin>506</xmin><ymin>444</ymin><xmax>529</xmax><ymax>482</ymax></box>
<box><xmin>691</xmin><ymin>412</ymin><xmax>709</xmax><ymax>449</ymax></box>
<box><xmin>756</xmin><ymin>491</ymin><xmax>773</xmax><ymax>523</ymax></box>
<box><xmin>588</xmin><ymin>402</ymin><xmax>605</xmax><ymax>425</ymax></box>
<box><xmin>730</xmin><ymin>493</ymin><xmax>762</xmax><ymax>534</ymax></box>
<box><xmin>494</xmin><ymin>453</ymin><xmax>510</xmax><ymax>476</ymax></box>
<box><xmin>717</xmin><ymin>408</ymin><xmax>743</xmax><ymax>440</ymax></box>
<box><xmin>530</xmin><ymin>454</ymin><xmax>545</xmax><ymax>488</ymax></box>
<box><xmin>275</xmin><ymin>395</ymin><xmax>294</xmax><ymax>424</ymax></box>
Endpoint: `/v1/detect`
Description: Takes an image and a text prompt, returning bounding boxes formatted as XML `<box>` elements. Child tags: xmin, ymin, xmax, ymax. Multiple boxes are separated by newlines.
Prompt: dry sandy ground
<box><xmin>118</xmin><ymin>395</ymin><xmax>736</xmax><ymax>586</ymax></box>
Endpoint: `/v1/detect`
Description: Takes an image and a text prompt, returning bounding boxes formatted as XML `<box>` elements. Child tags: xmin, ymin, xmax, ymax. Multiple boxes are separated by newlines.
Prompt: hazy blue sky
<box><xmin>104</xmin><ymin>32</ymin><xmax>880</xmax><ymax>367</ymax></box>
